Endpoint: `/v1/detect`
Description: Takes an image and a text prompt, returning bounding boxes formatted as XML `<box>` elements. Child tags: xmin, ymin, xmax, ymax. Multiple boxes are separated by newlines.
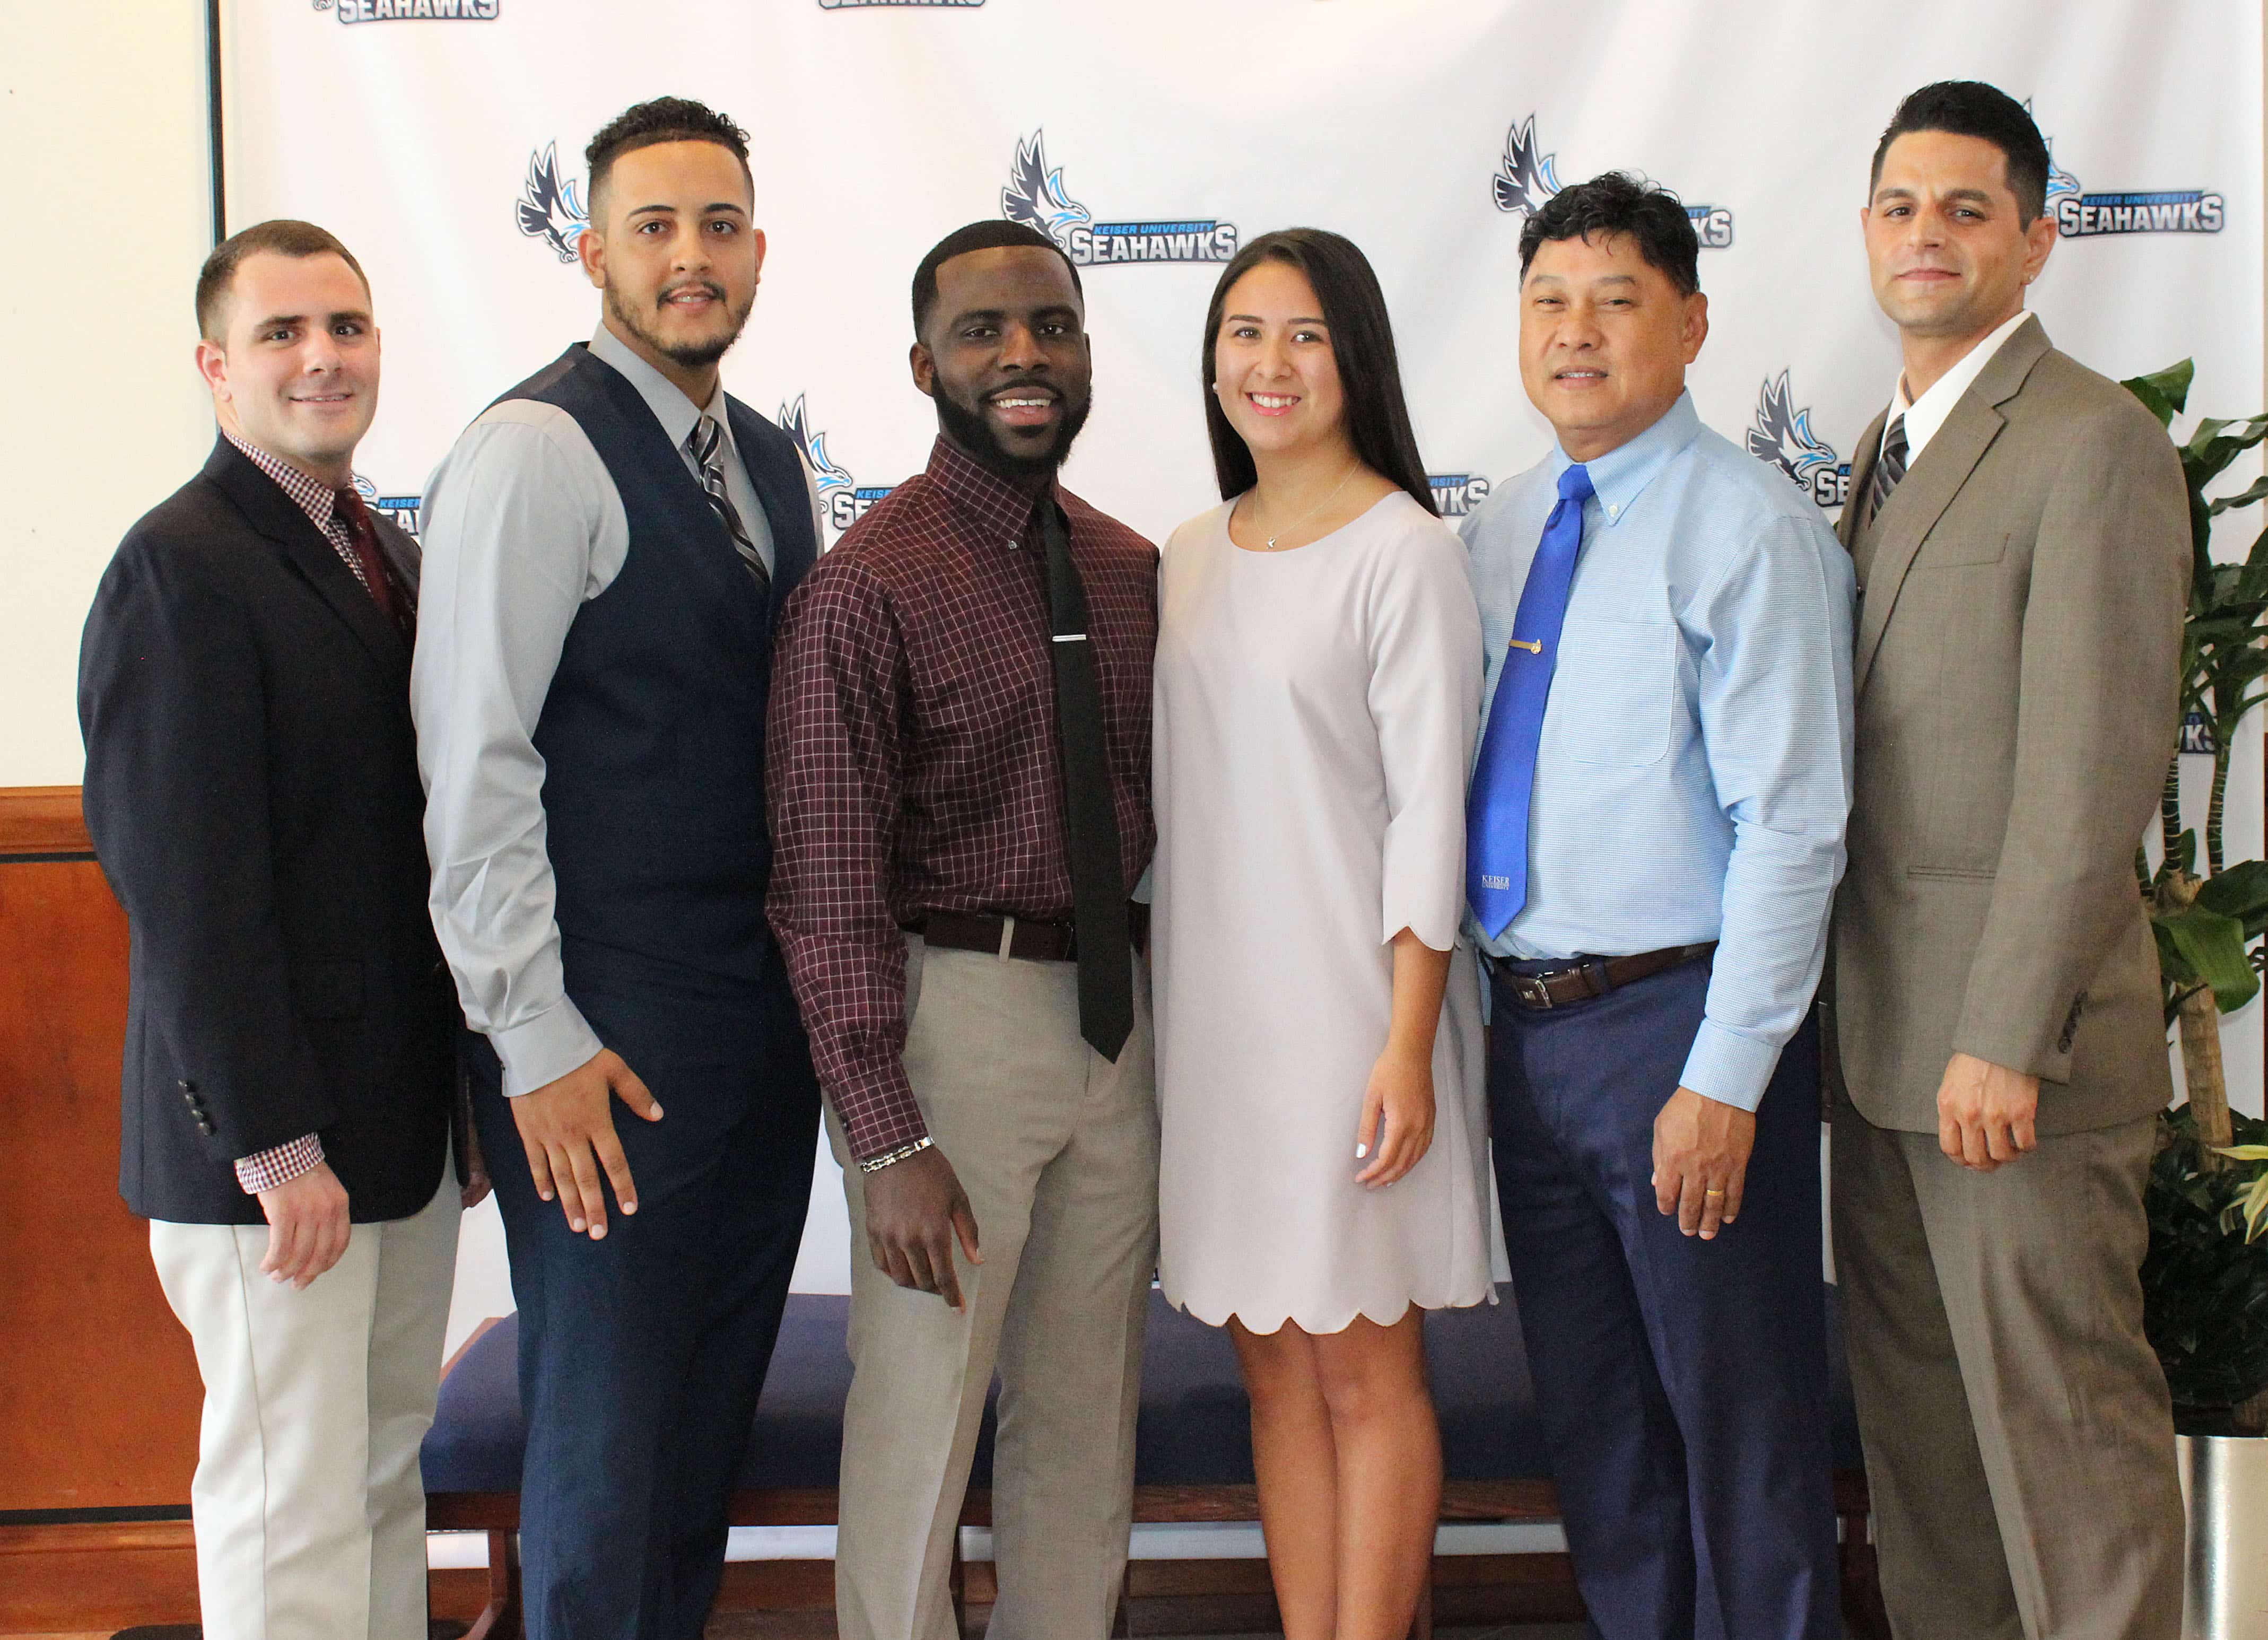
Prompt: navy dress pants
<box><xmin>1488</xmin><ymin>956</ymin><xmax>1839</xmax><ymax>1640</ymax></box>
<box><xmin>472</xmin><ymin>954</ymin><xmax>819</xmax><ymax>1640</ymax></box>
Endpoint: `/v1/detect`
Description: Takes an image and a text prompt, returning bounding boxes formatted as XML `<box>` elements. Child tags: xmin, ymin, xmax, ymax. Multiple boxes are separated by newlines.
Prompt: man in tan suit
<box><xmin>1831</xmin><ymin>81</ymin><xmax>2190</xmax><ymax>1639</ymax></box>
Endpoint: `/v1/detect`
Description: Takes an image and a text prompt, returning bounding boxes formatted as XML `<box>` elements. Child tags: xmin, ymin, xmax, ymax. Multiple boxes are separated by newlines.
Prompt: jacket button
<box><xmin>178</xmin><ymin>1079</ymin><xmax>196</xmax><ymax>1094</ymax></box>
<box><xmin>181</xmin><ymin>1090</ymin><xmax>198</xmax><ymax>1106</ymax></box>
<box><xmin>197</xmin><ymin>1120</ymin><xmax>215</xmax><ymax>1136</ymax></box>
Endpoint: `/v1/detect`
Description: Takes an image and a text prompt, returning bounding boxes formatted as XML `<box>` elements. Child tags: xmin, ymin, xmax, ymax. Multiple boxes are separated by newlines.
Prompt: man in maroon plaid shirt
<box><xmin>767</xmin><ymin>220</ymin><xmax>1159</xmax><ymax>1640</ymax></box>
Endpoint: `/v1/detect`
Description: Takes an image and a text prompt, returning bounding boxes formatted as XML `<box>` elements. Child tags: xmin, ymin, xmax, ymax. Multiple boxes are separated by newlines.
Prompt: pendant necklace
<box><xmin>1254</xmin><ymin>462</ymin><xmax>1360</xmax><ymax>550</ymax></box>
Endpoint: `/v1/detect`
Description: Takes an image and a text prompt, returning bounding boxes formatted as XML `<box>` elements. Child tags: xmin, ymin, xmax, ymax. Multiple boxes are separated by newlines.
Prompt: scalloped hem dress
<box><xmin>1152</xmin><ymin>491</ymin><xmax>1497</xmax><ymax>1336</ymax></box>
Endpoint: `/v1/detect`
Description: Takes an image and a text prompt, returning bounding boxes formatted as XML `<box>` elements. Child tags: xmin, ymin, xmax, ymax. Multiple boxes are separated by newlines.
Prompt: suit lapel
<box><xmin>203</xmin><ymin>440</ymin><xmax>410</xmax><ymax>693</ymax></box>
<box><xmin>1850</xmin><ymin>317</ymin><xmax>2051</xmax><ymax>692</ymax></box>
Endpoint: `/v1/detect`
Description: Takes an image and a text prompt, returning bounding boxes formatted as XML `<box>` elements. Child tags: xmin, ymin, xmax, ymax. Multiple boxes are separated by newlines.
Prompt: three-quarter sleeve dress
<box><xmin>1152</xmin><ymin>490</ymin><xmax>1494</xmax><ymax>1333</ymax></box>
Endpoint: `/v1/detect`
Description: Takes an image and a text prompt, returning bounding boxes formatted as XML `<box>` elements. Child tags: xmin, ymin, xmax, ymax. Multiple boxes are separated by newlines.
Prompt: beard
<box><xmin>604</xmin><ymin>276</ymin><xmax>755</xmax><ymax>371</ymax></box>
<box><xmin>932</xmin><ymin>377</ymin><xmax>1094</xmax><ymax>483</ymax></box>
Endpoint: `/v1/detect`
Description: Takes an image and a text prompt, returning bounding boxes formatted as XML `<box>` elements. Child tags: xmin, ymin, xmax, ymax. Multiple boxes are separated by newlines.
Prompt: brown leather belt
<box><xmin>908</xmin><ymin>904</ymin><xmax>1150</xmax><ymax>962</ymax></box>
<box><xmin>1489</xmin><ymin>942</ymin><xmax>1716</xmax><ymax>1011</ymax></box>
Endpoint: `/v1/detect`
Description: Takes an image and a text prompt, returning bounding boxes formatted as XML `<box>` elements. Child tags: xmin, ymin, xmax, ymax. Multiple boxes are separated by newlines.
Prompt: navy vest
<box><xmin>500</xmin><ymin>343</ymin><xmax>818</xmax><ymax>987</ymax></box>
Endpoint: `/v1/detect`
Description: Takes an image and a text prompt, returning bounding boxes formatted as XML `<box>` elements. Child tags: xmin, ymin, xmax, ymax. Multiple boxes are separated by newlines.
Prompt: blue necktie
<box><xmin>1467</xmin><ymin>462</ymin><xmax>1593</xmax><ymax>940</ymax></box>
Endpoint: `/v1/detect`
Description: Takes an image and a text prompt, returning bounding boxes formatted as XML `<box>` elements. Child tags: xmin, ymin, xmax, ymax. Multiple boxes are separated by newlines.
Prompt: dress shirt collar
<box><xmin>588</xmin><ymin>321</ymin><xmax>730</xmax><ymax>458</ymax></box>
<box><xmin>1546</xmin><ymin>389</ymin><xmax>1703</xmax><ymax>530</ymax></box>
<box><xmin>1887</xmin><ymin>308</ymin><xmax>2035</xmax><ymax>465</ymax></box>
<box><xmin>223</xmin><ymin>428</ymin><xmax>343</xmax><ymax>536</ymax></box>
<box><xmin>924</xmin><ymin>434</ymin><xmax>1057</xmax><ymax>547</ymax></box>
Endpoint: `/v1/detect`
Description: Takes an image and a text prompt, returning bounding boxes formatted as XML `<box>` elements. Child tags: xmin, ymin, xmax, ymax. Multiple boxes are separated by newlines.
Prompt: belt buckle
<box><xmin>1512</xmin><ymin>973</ymin><xmax>1554</xmax><ymax>1010</ymax></box>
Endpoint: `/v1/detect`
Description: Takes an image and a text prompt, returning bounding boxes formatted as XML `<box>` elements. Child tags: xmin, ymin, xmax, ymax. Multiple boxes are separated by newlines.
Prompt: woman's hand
<box><xmin>1355</xmin><ymin>1041</ymin><xmax>1436</xmax><ymax>1187</ymax></box>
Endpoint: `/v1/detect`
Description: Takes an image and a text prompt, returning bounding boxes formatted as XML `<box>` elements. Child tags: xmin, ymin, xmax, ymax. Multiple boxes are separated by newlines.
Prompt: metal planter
<box><xmin>2183</xmin><ymin>1432</ymin><xmax>2268</xmax><ymax>1638</ymax></box>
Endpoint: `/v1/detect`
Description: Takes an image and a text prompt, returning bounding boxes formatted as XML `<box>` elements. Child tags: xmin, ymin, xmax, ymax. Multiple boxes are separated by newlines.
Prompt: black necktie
<box><xmin>1863</xmin><ymin>414</ymin><xmax>1909</xmax><ymax>528</ymax></box>
<box><xmin>1038</xmin><ymin>500</ymin><xmax>1133</xmax><ymax>1062</ymax></box>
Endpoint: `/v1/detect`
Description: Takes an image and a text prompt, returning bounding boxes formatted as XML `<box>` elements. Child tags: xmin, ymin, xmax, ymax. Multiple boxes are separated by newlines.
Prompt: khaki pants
<box><xmin>149</xmin><ymin>1162</ymin><xmax>459</xmax><ymax>1640</ymax></box>
<box><xmin>831</xmin><ymin>937</ymin><xmax>1159</xmax><ymax>1640</ymax></box>
<box><xmin>1831</xmin><ymin>1093</ymin><xmax>2183</xmax><ymax>1639</ymax></box>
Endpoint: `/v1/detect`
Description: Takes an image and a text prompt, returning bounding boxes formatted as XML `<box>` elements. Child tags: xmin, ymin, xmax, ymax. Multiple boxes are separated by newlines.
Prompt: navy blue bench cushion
<box><xmin>422</xmin><ymin>1283</ymin><xmax>1862</xmax><ymax>1496</ymax></box>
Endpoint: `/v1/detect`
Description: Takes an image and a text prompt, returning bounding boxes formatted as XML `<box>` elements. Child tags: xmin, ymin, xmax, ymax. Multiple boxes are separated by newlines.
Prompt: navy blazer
<box><xmin>80</xmin><ymin>438</ymin><xmax>457</xmax><ymax>1225</ymax></box>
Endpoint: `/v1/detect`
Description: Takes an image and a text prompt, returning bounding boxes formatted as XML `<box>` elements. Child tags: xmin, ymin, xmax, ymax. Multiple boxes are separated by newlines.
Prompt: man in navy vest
<box><xmin>414</xmin><ymin>97</ymin><xmax>823</xmax><ymax>1637</ymax></box>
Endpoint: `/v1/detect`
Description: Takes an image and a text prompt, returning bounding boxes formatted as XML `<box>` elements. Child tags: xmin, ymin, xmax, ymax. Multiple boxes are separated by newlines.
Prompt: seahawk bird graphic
<box><xmin>517</xmin><ymin>142</ymin><xmax>588</xmax><ymax>264</ymax></box>
<box><xmin>1493</xmin><ymin>115</ymin><xmax>1563</xmax><ymax>217</ymax></box>
<box><xmin>1746</xmin><ymin>372</ymin><xmax>1838</xmax><ymax>487</ymax></box>
<box><xmin>1001</xmin><ymin>129</ymin><xmax>1091</xmax><ymax>252</ymax></box>
<box><xmin>779</xmin><ymin>396</ymin><xmax>853</xmax><ymax>499</ymax></box>
<box><xmin>2020</xmin><ymin>103</ymin><xmax>2082</xmax><ymax>202</ymax></box>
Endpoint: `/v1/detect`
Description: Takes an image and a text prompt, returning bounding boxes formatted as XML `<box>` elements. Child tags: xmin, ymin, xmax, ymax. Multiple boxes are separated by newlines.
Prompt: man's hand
<box><xmin>257</xmin><ymin>1161</ymin><xmax>351</xmax><ymax>1288</ymax></box>
<box><xmin>1355</xmin><ymin>1043</ymin><xmax>1436</xmax><ymax>1187</ymax></box>
<box><xmin>509</xmin><ymin>1048</ymin><xmax>662</xmax><ymax>1239</ymax></box>
<box><xmin>1653</xmin><ymin>1086</ymin><xmax>1756</xmax><ymax>1240</ymax></box>
<box><xmin>1937</xmin><ymin>1051</ymin><xmax>2039</xmax><ymax>1171</ymax></box>
<box><xmin>861</xmin><ymin>1146</ymin><xmax>982</xmax><ymax>1311</ymax></box>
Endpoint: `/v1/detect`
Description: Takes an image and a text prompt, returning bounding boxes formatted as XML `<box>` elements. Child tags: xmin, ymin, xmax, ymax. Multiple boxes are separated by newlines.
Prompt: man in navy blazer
<box><xmin>80</xmin><ymin>219</ymin><xmax>470</xmax><ymax>1640</ymax></box>
<box><xmin>413</xmin><ymin>98</ymin><xmax>823</xmax><ymax>1637</ymax></box>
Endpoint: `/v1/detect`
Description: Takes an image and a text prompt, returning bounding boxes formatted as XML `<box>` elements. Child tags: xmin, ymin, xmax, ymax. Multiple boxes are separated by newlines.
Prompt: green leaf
<box><xmin>2211</xmin><ymin>475</ymin><xmax>2268</xmax><ymax>517</ymax></box>
<box><xmin>2125</xmin><ymin>361</ymin><xmax>2194</xmax><ymax>425</ymax></box>
<box><xmin>2198</xmin><ymin>861</ymin><xmax>2268</xmax><ymax>928</ymax></box>
<box><xmin>2165</xmin><ymin>902</ymin><xmax>2262</xmax><ymax>1013</ymax></box>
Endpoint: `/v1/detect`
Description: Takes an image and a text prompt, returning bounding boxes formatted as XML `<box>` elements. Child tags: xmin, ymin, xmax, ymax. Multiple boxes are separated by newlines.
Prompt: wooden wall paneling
<box><xmin>0</xmin><ymin>787</ymin><xmax>204</xmax><ymax>1516</ymax></box>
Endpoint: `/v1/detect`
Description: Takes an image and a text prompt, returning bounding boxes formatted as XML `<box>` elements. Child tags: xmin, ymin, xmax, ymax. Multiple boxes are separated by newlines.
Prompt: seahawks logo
<box><xmin>1001</xmin><ymin>130</ymin><xmax>1237</xmax><ymax>267</ymax></box>
<box><xmin>1491</xmin><ymin>113</ymin><xmax>1734</xmax><ymax>249</ymax></box>
<box><xmin>516</xmin><ymin>142</ymin><xmax>588</xmax><ymax>264</ymax></box>
<box><xmin>1746</xmin><ymin>372</ymin><xmax>1848</xmax><ymax>512</ymax></box>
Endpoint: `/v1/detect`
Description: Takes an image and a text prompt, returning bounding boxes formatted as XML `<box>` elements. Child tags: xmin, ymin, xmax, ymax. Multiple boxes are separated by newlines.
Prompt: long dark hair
<box><xmin>1201</xmin><ymin>228</ymin><xmax>1435</xmax><ymax>514</ymax></box>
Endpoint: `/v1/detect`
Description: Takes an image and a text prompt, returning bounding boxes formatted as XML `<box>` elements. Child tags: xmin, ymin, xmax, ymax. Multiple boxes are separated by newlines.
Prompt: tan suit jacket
<box><xmin>1834</xmin><ymin>315</ymin><xmax>2188</xmax><ymax>1135</ymax></box>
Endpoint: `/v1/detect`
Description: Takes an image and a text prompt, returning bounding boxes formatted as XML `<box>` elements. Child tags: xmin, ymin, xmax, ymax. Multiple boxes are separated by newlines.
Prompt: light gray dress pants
<box><xmin>830</xmin><ymin>935</ymin><xmax>1159</xmax><ymax>1640</ymax></box>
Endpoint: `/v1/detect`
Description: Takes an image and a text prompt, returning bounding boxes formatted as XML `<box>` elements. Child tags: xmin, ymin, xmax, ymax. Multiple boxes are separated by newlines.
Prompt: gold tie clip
<box><xmin>1507</xmin><ymin>638</ymin><xmax>1543</xmax><ymax>653</ymax></box>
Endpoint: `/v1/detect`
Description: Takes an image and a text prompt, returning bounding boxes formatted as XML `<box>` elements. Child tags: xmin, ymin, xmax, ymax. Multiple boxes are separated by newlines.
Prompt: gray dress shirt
<box><xmin>411</xmin><ymin>323</ymin><xmax>819</xmax><ymax>1097</ymax></box>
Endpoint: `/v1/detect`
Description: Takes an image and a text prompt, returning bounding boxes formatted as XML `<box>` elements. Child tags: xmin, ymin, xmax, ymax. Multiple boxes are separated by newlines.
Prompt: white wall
<box><xmin>1</xmin><ymin>7</ymin><xmax>216</xmax><ymax>784</ymax></box>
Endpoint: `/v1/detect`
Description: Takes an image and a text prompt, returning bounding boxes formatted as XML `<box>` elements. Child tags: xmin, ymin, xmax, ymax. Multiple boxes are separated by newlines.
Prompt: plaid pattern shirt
<box><xmin>221</xmin><ymin>432</ymin><xmax>364</xmax><ymax>1194</ymax></box>
<box><xmin>767</xmin><ymin>437</ymin><xmax>1158</xmax><ymax>1161</ymax></box>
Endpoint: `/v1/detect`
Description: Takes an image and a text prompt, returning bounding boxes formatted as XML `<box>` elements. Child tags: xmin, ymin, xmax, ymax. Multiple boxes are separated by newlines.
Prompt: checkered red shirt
<box><xmin>767</xmin><ymin>437</ymin><xmax>1158</xmax><ymax>1161</ymax></box>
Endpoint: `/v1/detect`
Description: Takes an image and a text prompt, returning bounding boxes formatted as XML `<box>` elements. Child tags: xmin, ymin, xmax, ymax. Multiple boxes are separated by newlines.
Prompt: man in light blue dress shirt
<box><xmin>1461</xmin><ymin>173</ymin><xmax>1855</xmax><ymax>1638</ymax></box>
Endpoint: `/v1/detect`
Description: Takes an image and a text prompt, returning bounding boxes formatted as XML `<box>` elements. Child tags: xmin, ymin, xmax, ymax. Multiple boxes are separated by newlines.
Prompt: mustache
<box><xmin>657</xmin><ymin>280</ymin><xmax>727</xmax><ymax>309</ymax></box>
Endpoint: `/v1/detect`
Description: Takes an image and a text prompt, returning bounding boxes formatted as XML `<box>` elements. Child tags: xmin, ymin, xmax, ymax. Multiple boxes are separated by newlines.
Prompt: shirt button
<box><xmin>1606</xmin><ymin>503</ymin><xmax>1619</xmax><ymax>519</ymax></box>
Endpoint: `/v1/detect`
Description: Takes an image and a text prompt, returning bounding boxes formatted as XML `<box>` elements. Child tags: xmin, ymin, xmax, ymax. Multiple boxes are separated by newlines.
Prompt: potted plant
<box><xmin>2127</xmin><ymin>360</ymin><xmax>2268</xmax><ymax>1637</ymax></box>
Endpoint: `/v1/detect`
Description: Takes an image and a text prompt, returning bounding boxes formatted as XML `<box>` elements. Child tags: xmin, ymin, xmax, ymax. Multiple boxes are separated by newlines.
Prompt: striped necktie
<box><xmin>688</xmin><ymin>413</ymin><xmax>771</xmax><ymax>597</ymax></box>
<box><xmin>1863</xmin><ymin>414</ymin><xmax>1908</xmax><ymax>528</ymax></box>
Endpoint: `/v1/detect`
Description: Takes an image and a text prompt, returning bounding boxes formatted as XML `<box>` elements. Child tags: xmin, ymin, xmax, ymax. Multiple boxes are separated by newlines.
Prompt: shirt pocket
<box><xmin>1555</xmin><ymin>617</ymin><xmax>1678</xmax><ymax>767</ymax></box>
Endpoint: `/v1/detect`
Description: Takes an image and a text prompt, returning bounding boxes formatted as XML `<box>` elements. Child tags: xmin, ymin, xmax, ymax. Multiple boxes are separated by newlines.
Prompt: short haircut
<box><xmin>195</xmin><ymin>219</ymin><xmax>370</xmax><ymax>343</ymax></box>
<box><xmin>585</xmin><ymin>95</ymin><xmax>752</xmax><ymax>220</ymax></box>
<box><xmin>1200</xmin><ymin>226</ymin><xmax>1435</xmax><ymax>516</ymax></box>
<box><xmin>911</xmin><ymin>220</ymin><xmax>1084</xmax><ymax>336</ymax></box>
<box><xmin>1517</xmin><ymin>171</ymin><xmax>1700</xmax><ymax>298</ymax></box>
<box><xmin>1871</xmin><ymin>81</ymin><xmax>2051</xmax><ymax>223</ymax></box>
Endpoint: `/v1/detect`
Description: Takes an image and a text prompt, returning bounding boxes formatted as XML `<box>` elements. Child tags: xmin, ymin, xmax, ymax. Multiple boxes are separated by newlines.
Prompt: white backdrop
<box><xmin>215</xmin><ymin>0</ymin><xmax>2267</xmax><ymax>1336</ymax></box>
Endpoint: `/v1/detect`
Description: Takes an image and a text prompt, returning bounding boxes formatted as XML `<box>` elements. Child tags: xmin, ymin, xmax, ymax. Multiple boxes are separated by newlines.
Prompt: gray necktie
<box><xmin>688</xmin><ymin>414</ymin><xmax>770</xmax><ymax>597</ymax></box>
<box><xmin>1863</xmin><ymin>414</ymin><xmax>1909</xmax><ymax>529</ymax></box>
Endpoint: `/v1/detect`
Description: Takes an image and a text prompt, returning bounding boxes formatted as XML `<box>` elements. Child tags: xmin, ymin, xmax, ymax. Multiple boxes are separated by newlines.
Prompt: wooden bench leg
<box><xmin>460</xmin><ymin>1528</ymin><xmax>522</xmax><ymax>1640</ymax></box>
<box><xmin>1839</xmin><ymin>1510</ymin><xmax>1890</xmax><ymax>1640</ymax></box>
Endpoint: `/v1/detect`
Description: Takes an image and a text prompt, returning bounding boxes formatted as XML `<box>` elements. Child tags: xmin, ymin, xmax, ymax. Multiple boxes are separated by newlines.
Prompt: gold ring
<box><xmin>1704</xmin><ymin>1188</ymin><xmax>1724</xmax><ymax>1197</ymax></box>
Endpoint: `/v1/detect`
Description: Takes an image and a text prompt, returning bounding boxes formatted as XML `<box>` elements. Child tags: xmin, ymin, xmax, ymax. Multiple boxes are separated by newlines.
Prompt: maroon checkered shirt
<box><xmin>767</xmin><ymin>437</ymin><xmax>1158</xmax><ymax>1161</ymax></box>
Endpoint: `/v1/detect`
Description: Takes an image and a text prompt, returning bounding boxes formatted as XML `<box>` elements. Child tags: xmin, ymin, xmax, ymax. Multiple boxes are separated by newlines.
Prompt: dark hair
<box><xmin>911</xmin><ymin>220</ymin><xmax>1084</xmax><ymax>336</ymax></box>
<box><xmin>1200</xmin><ymin>228</ymin><xmax>1434</xmax><ymax>514</ymax></box>
<box><xmin>1871</xmin><ymin>81</ymin><xmax>2051</xmax><ymax>223</ymax></box>
<box><xmin>195</xmin><ymin>219</ymin><xmax>370</xmax><ymax>342</ymax></box>
<box><xmin>1517</xmin><ymin>172</ymin><xmax>1700</xmax><ymax>297</ymax></box>
<box><xmin>585</xmin><ymin>95</ymin><xmax>752</xmax><ymax>220</ymax></box>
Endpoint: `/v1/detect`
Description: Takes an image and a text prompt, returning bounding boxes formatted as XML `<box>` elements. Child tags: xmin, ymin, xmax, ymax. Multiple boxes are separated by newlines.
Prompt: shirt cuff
<box><xmin>1676</xmin><ymin>1018</ymin><xmax>1781</xmax><ymax>1114</ymax></box>
<box><xmin>830</xmin><ymin>1065</ymin><xmax>932</xmax><ymax>1165</ymax></box>
<box><xmin>235</xmin><ymin>1133</ymin><xmax>326</xmax><ymax>1194</ymax></box>
<box><xmin>490</xmin><ymin>996</ymin><xmax>605</xmax><ymax>1097</ymax></box>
